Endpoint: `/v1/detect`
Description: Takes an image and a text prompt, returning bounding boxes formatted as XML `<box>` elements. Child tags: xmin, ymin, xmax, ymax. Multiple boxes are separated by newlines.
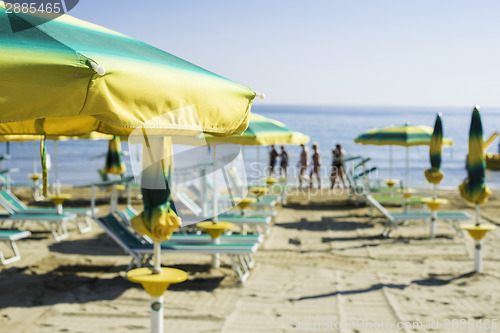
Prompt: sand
<box><xmin>1</xmin><ymin>186</ymin><xmax>500</xmax><ymax>332</ymax></box>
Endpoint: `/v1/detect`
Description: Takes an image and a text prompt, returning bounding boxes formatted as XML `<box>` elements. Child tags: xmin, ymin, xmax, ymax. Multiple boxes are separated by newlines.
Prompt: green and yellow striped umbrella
<box><xmin>424</xmin><ymin>114</ymin><xmax>444</xmax><ymax>185</ymax></box>
<box><xmin>0</xmin><ymin>2</ymin><xmax>256</xmax><ymax>137</ymax></box>
<box><xmin>0</xmin><ymin>4</ymin><xmax>259</xmax><ymax>247</ymax></box>
<box><xmin>355</xmin><ymin>123</ymin><xmax>453</xmax><ymax>189</ymax></box>
<box><xmin>459</xmin><ymin>107</ymin><xmax>491</xmax><ymax>205</ymax></box>
<box><xmin>354</xmin><ymin>124</ymin><xmax>453</xmax><ymax>147</ymax></box>
<box><xmin>102</xmin><ymin>136</ymin><xmax>126</xmax><ymax>176</ymax></box>
<box><xmin>176</xmin><ymin>113</ymin><xmax>309</xmax><ymax>146</ymax></box>
<box><xmin>206</xmin><ymin>113</ymin><xmax>309</xmax><ymax>146</ymax></box>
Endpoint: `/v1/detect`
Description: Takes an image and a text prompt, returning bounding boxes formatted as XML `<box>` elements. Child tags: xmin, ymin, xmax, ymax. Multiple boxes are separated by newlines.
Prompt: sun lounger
<box><xmin>0</xmin><ymin>190</ymin><xmax>94</xmax><ymax>234</ymax></box>
<box><xmin>97</xmin><ymin>214</ymin><xmax>259</xmax><ymax>282</ymax></box>
<box><xmin>0</xmin><ymin>229</ymin><xmax>31</xmax><ymax>265</ymax></box>
<box><xmin>168</xmin><ymin>233</ymin><xmax>263</xmax><ymax>245</ymax></box>
<box><xmin>174</xmin><ymin>190</ymin><xmax>204</xmax><ymax>216</ymax></box>
<box><xmin>240</xmin><ymin>209</ymin><xmax>277</xmax><ymax>217</ymax></box>
<box><xmin>247</xmin><ymin>195</ymin><xmax>279</xmax><ymax>206</ymax></box>
<box><xmin>168</xmin><ymin>188</ymin><xmax>274</xmax><ymax>234</ymax></box>
<box><xmin>363</xmin><ymin>193</ymin><xmax>472</xmax><ymax>237</ymax></box>
<box><xmin>372</xmin><ymin>195</ymin><xmax>424</xmax><ymax>205</ymax></box>
<box><xmin>0</xmin><ymin>212</ymin><xmax>76</xmax><ymax>241</ymax></box>
<box><xmin>118</xmin><ymin>208</ymin><xmax>264</xmax><ymax>244</ymax></box>
<box><xmin>217</xmin><ymin>214</ymin><xmax>272</xmax><ymax>234</ymax></box>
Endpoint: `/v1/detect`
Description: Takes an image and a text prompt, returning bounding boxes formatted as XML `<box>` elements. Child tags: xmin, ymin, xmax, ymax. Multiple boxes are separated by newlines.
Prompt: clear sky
<box><xmin>70</xmin><ymin>0</ymin><xmax>500</xmax><ymax>107</ymax></box>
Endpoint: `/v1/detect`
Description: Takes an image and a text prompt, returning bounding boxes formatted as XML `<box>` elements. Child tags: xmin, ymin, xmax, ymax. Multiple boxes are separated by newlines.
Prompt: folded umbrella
<box><xmin>102</xmin><ymin>136</ymin><xmax>126</xmax><ymax>176</ymax></box>
<box><xmin>424</xmin><ymin>114</ymin><xmax>445</xmax><ymax>185</ymax></box>
<box><xmin>459</xmin><ymin>107</ymin><xmax>491</xmax><ymax>206</ymax></box>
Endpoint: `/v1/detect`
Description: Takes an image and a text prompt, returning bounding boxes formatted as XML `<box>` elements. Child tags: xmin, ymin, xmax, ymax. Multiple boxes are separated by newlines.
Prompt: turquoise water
<box><xmin>1</xmin><ymin>105</ymin><xmax>500</xmax><ymax>189</ymax></box>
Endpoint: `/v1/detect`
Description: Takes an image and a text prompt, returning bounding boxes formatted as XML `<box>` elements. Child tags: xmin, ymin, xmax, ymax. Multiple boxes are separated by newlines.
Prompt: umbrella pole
<box><xmin>32</xmin><ymin>141</ymin><xmax>37</xmax><ymax>174</ymax></box>
<box><xmin>54</xmin><ymin>141</ymin><xmax>60</xmax><ymax>195</ymax></box>
<box><xmin>212</xmin><ymin>146</ymin><xmax>218</xmax><ymax>222</ymax></box>
<box><xmin>402</xmin><ymin>147</ymin><xmax>409</xmax><ymax>213</ymax></box>
<box><xmin>474</xmin><ymin>205</ymin><xmax>482</xmax><ymax>272</ymax></box>
<box><xmin>256</xmin><ymin>146</ymin><xmax>260</xmax><ymax>176</ymax></box>
<box><xmin>151</xmin><ymin>241</ymin><xmax>163</xmax><ymax>333</ymax></box>
<box><xmin>389</xmin><ymin>146</ymin><xmax>393</xmax><ymax>180</ymax></box>
<box><xmin>429</xmin><ymin>184</ymin><xmax>438</xmax><ymax>239</ymax></box>
<box><xmin>212</xmin><ymin>146</ymin><xmax>220</xmax><ymax>268</ymax></box>
<box><xmin>200</xmin><ymin>168</ymin><xmax>208</xmax><ymax>216</ymax></box>
<box><xmin>405</xmin><ymin>147</ymin><xmax>409</xmax><ymax>191</ymax></box>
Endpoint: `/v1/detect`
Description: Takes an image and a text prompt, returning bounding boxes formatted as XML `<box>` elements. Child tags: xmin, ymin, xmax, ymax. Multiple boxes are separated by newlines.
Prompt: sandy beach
<box><xmin>0</xmin><ymin>187</ymin><xmax>499</xmax><ymax>333</ymax></box>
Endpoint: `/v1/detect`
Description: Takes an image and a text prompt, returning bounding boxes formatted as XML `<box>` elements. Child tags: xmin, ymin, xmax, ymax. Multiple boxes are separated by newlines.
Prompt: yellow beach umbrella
<box><xmin>172</xmin><ymin>113</ymin><xmax>309</xmax><ymax>146</ymax></box>
<box><xmin>355</xmin><ymin>123</ymin><xmax>453</xmax><ymax>189</ymax></box>
<box><xmin>0</xmin><ymin>2</ymin><xmax>257</xmax><ymax>137</ymax></box>
<box><xmin>1</xmin><ymin>6</ymin><xmax>259</xmax><ymax>332</ymax></box>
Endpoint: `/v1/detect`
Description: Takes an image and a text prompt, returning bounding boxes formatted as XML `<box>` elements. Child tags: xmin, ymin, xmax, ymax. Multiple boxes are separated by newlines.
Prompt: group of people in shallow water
<box><xmin>268</xmin><ymin>143</ymin><xmax>347</xmax><ymax>189</ymax></box>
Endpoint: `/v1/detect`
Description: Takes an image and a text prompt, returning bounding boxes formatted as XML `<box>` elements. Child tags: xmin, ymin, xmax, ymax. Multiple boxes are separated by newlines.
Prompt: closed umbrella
<box><xmin>459</xmin><ymin>108</ymin><xmax>491</xmax><ymax>207</ymax></box>
<box><xmin>102</xmin><ymin>136</ymin><xmax>126</xmax><ymax>176</ymax></box>
<box><xmin>424</xmin><ymin>114</ymin><xmax>445</xmax><ymax>188</ymax></box>
<box><xmin>458</xmin><ymin>107</ymin><xmax>495</xmax><ymax>273</ymax></box>
<box><xmin>422</xmin><ymin>113</ymin><xmax>448</xmax><ymax>238</ymax></box>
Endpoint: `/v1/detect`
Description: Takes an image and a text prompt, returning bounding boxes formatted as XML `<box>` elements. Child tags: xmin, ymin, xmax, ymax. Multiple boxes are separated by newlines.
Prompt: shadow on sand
<box><xmin>288</xmin><ymin>272</ymin><xmax>477</xmax><ymax>302</ymax></box>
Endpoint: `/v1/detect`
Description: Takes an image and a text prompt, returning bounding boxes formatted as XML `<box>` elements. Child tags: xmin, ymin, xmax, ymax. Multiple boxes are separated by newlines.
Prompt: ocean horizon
<box><xmin>1</xmin><ymin>104</ymin><xmax>500</xmax><ymax>190</ymax></box>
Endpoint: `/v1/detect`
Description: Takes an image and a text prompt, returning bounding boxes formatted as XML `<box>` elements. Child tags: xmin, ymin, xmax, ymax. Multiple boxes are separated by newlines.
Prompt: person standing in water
<box><xmin>298</xmin><ymin>144</ymin><xmax>309</xmax><ymax>189</ymax></box>
<box><xmin>309</xmin><ymin>143</ymin><xmax>321</xmax><ymax>188</ymax></box>
<box><xmin>279</xmin><ymin>145</ymin><xmax>289</xmax><ymax>177</ymax></box>
<box><xmin>330</xmin><ymin>144</ymin><xmax>346</xmax><ymax>189</ymax></box>
<box><xmin>269</xmin><ymin>145</ymin><xmax>279</xmax><ymax>175</ymax></box>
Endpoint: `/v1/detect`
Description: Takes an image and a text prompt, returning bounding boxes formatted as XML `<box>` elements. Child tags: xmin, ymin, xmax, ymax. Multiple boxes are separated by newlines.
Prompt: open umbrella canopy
<box><xmin>355</xmin><ymin>123</ymin><xmax>453</xmax><ymax>190</ymax></box>
<box><xmin>0</xmin><ymin>132</ymin><xmax>114</xmax><ymax>142</ymax></box>
<box><xmin>102</xmin><ymin>136</ymin><xmax>126</xmax><ymax>176</ymax></box>
<box><xmin>0</xmin><ymin>2</ymin><xmax>256</xmax><ymax>137</ymax></box>
<box><xmin>459</xmin><ymin>107</ymin><xmax>491</xmax><ymax>205</ymax></box>
<box><xmin>424</xmin><ymin>114</ymin><xmax>445</xmax><ymax>185</ymax></box>
<box><xmin>175</xmin><ymin>113</ymin><xmax>309</xmax><ymax>146</ymax></box>
<box><xmin>354</xmin><ymin>124</ymin><xmax>453</xmax><ymax>147</ymax></box>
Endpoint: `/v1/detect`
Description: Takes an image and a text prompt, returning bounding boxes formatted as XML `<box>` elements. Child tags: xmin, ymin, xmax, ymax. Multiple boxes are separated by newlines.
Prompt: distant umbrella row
<box><xmin>353</xmin><ymin>108</ymin><xmax>491</xmax><ymax>207</ymax></box>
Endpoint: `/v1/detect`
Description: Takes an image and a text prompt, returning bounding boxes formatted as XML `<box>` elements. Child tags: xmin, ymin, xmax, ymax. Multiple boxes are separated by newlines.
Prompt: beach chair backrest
<box><xmin>97</xmin><ymin>214</ymin><xmax>149</xmax><ymax>250</ymax></box>
<box><xmin>0</xmin><ymin>190</ymin><xmax>27</xmax><ymax>214</ymax></box>
<box><xmin>174</xmin><ymin>190</ymin><xmax>203</xmax><ymax>216</ymax></box>
<box><xmin>119</xmin><ymin>207</ymin><xmax>139</xmax><ymax>224</ymax></box>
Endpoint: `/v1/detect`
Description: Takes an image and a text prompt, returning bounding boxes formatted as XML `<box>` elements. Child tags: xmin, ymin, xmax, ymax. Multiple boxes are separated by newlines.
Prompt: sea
<box><xmin>2</xmin><ymin>105</ymin><xmax>500</xmax><ymax>190</ymax></box>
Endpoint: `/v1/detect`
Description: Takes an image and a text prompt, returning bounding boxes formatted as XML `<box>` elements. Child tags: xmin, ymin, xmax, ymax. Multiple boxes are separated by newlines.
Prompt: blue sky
<box><xmin>70</xmin><ymin>1</ymin><xmax>500</xmax><ymax>107</ymax></box>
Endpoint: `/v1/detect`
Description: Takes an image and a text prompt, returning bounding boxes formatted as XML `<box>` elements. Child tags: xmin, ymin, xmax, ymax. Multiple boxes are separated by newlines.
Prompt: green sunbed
<box><xmin>0</xmin><ymin>212</ymin><xmax>76</xmax><ymax>241</ymax></box>
<box><xmin>97</xmin><ymin>214</ymin><xmax>260</xmax><ymax>283</ymax></box>
<box><xmin>0</xmin><ymin>190</ymin><xmax>94</xmax><ymax>233</ymax></box>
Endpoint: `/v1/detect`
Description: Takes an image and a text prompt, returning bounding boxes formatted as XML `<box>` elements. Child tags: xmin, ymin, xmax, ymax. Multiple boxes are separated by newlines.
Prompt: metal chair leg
<box><xmin>50</xmin><ymin>222</ymin><xmax>69</xmax><ymax>241</ymax></box>
<box><xmin>0</xmin><ymin>240</ymin><xmax>22</xmax><ymax>265</ymax></box>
